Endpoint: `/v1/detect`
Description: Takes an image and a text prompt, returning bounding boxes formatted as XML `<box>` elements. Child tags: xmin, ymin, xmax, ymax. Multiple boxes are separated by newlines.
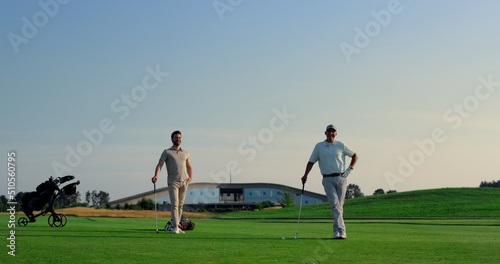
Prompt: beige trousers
<box><xmin>168</xmin><ymin>180</ymin><xmax>189</xmax><ymax>227</ymax></box>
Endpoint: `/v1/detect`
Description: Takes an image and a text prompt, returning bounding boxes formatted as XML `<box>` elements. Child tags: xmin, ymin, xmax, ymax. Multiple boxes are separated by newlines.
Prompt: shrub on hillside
<box><xmin>257</xmin><ymin>201</ymin><xmax>275</xmax><ymax>211</ymax></box>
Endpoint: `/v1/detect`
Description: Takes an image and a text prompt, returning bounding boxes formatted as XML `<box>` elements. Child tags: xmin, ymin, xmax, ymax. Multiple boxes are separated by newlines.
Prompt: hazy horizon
<box><xmin>2</xmin><ymin>1</ymin><xmax>499</xmax><ymax>201</ymax></box>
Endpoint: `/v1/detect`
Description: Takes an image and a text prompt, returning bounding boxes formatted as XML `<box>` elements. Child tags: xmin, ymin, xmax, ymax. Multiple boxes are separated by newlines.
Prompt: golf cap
<box><xmin>326</xmin><ymin>124</ymin><xmax>336</xmax><ymax>131</ymax></box>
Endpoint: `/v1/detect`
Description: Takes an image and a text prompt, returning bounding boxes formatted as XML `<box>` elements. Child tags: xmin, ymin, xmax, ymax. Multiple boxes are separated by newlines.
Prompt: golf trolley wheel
<box><xmin>48</xmin><ymin>214</ymin><xmax>56</xmax><ymax>227</ymax></box>
<box><xmin>18</xmin><ymin>217</ymin><xmax>29</xmax><ymax>227</ymax></box>
<box><xmin>48</xmin><ymin>214</ymin><xmax>65</xmax><ymax>227</ymax></box>
<box><xmin>58</xmin><ymin>214</ymin><xmax>67</xmax><ymax>227</ymax></box>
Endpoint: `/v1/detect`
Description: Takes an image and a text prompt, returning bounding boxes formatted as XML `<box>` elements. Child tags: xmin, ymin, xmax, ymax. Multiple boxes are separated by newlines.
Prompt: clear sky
<box><xmin>2</xmin><ymin>0</ymin><xmax>499</xmax><ymax>201</ymax></box>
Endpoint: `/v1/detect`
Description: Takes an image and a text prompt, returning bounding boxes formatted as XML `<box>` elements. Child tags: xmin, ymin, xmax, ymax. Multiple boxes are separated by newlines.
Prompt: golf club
<box><xmin>154</xmin><ymin>183</ymin><xmax>158</xmax><ymax>233</ymax></box>
<box><xmin>294</xmin><ymin>183</ymin><xmax>305</xmax><ymax>239</ymax></box>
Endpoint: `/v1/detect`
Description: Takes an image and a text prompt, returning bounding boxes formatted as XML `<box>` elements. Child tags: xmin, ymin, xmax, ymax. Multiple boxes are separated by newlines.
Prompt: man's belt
<box><xmin>323</xmin><ymin>172</ymin><xmax>343</xmax><ymax>177</ymax></box>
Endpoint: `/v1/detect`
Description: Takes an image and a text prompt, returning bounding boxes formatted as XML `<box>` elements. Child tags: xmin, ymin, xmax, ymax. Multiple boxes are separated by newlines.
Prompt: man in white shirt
<box><xmin>301</xmin><ymin>124</ymin><xmax>358</xmax><ymax>239</ymax></box>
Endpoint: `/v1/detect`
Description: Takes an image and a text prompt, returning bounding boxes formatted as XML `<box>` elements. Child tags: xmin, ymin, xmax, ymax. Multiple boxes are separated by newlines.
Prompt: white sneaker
<box><xmin>172</xmin><ymin>227</ymin><xmax>185</xmax><ymax>234</ymax></box>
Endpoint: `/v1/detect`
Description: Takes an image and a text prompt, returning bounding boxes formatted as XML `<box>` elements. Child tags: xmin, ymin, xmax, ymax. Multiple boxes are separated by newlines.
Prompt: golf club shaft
<box><xmin>154</xmin><ymin>183</ymin><xmax>158</xmax><ymax>232</ymax></box>
<box><xmin>295</xmin><ymin>183</ymin><xmax>305</xmax><ymax>238</ymax></box>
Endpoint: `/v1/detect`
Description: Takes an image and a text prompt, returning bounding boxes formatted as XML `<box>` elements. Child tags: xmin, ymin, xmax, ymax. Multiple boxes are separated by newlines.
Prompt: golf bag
<box><xmin>165</xmin><ymin>215</ymin><xmax>195</xmax><ymax>231</ymax></box>
<box><xmin>19</xmin><ymin>175</ymin><xmax>80</xmax><ymax>227</ymax></box>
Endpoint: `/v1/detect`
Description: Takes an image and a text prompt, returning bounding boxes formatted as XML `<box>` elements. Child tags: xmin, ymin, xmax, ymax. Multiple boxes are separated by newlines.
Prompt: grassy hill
<box><xmin>216</xmin><ymin>187</ymin><xmax>500</xmax><ymax>219</ymax></box>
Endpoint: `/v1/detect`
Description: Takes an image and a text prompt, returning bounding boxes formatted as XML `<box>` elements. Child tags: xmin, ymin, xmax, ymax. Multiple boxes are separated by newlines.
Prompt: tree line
<box><xmin>479</xmin><ymin>180</ymin><xmax>500</xmax><ymax>188</ymax></box>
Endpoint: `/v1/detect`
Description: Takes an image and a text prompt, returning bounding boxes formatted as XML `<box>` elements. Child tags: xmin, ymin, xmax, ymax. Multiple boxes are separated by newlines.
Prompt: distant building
<box><xmin>110</xmin><ymin>182</ymin><xmax>328</xmax><ymax>210</ymax></box>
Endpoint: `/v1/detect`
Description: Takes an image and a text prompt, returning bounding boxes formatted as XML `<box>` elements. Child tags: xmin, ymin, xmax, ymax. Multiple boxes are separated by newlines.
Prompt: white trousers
<box><xmin>322</xmin><ymin>176</ymin><xmax>348</xmax><ymax>236</ymax></box>
<box><xmin>168</xmin><ymin>180</ymin><xmax>189</xmax><ymax>227</ymax></box>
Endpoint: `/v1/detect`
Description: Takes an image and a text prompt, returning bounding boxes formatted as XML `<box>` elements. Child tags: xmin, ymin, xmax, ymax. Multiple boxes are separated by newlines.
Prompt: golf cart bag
<box><xmin>19</xmin><ymin>175</ymin><xmax>80</xmax><ymax>227</ymax></box>
<box><xmin>165</xmin><ymin>215</ymin><xmax>195</xmax><ymax>231</ymax></box>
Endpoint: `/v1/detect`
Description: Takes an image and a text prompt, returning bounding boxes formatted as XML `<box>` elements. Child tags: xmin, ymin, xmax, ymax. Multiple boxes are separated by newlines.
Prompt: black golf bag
<box><xmin>19</xmin><ymin>175</ymin><xmax>80</xmax><ymax>227</ymax></box>
<box><xmin>165</xmin><ymin>215</ymin><xmax>196</xmax><ymax>231</ymax></box>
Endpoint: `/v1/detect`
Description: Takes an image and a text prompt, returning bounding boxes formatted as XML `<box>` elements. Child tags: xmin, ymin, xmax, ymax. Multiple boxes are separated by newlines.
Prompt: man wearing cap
<box><xmin>301</xmin><ymin>124</ymin><xmax>358</xmax><ymax>239</ymax></box>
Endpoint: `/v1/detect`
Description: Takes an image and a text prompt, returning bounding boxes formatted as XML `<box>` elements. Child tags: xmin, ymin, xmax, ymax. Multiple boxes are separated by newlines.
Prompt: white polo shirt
<box><xmin>309</xmin><ymin>140</ymin><xmax>355</xmax><ymax>175</ymax></box>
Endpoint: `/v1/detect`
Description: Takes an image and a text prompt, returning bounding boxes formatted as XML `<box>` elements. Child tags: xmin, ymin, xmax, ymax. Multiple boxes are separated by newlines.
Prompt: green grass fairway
<box><xmin>2</xmin><ymin>216</ymin><xmax>499</xmax><ymax>263</ymax></box>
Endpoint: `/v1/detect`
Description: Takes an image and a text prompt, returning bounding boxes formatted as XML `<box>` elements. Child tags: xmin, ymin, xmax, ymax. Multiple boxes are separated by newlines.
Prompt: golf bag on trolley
<box><xmin>19</xmin><ymin>175</ymin><xmax>80</xmax><ymax>227</ymax></box>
